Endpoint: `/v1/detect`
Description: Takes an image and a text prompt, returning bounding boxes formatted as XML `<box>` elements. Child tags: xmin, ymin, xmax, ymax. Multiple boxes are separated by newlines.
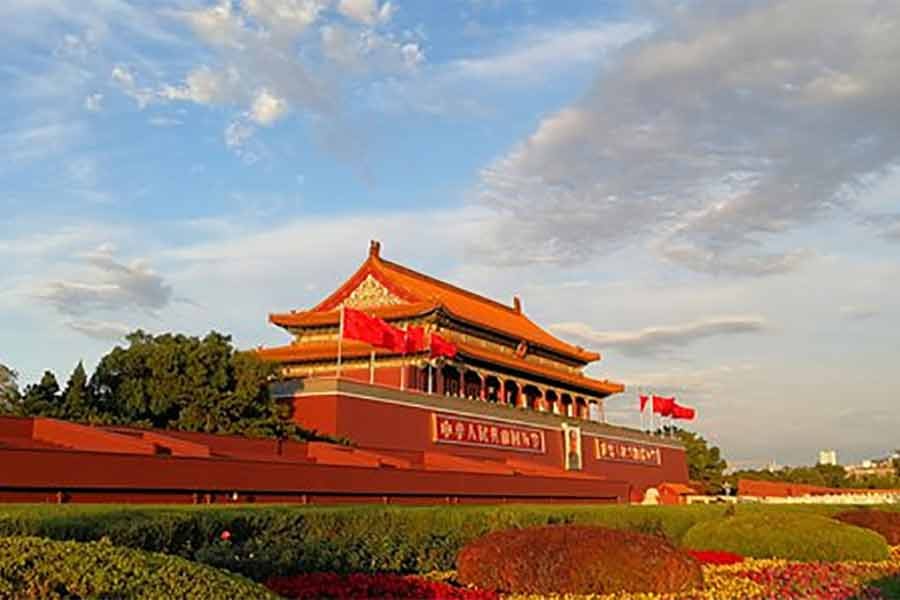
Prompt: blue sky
<box><xmin>2</xmin><ymin>0</ymin><xmax>899</xmax><ymax>468</ymax></box>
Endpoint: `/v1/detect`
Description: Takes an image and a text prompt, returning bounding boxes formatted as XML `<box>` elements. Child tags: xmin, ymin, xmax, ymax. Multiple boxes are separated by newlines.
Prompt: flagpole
<box><xmin>369</xmin><ymin>349</ymin><xmax>375</xmax><ymax>384</ymax></box>
<box><xmin>336</xmin><ymin>305</ymin><xmax>345</xmax><ymax>378</ymax></box>
<box><xmin>639</xmin><ymin>388</ymin><xmax>644</xmax><ymax>432</ymax></box>
<box><xmin>427</xmin><ymin>362</ymin><xmax>433</xmax><ymax>394</ymax></box>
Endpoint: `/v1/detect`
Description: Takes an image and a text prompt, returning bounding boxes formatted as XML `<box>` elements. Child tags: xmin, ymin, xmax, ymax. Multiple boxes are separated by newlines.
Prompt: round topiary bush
<box><xmin>682</xmin><ymin>512</ymin><xmax>890</xmax><ymax>562</ymax></box>
<box><xmin>834</xmin><ymin>509</ymin><xmax>900</xmax><ymax>545</ymax></box>
<box><xmin>456</xmin><ymin>525</ymin><xmax>703</xmax><ymax>595</ymax></box>
<box><xmin>0</xmin><ymin>536</ymin><xmax>277</xmax><ymax>599</ymax></box>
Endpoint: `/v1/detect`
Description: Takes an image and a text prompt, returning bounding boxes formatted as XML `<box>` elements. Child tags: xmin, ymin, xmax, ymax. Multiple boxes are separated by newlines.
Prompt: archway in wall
<box><xmin>561</xmin><ymin>394</ymin><xmax>574</xmax><ymax>417</ymax></box>
<box><xmin>484</xmin><ymin>375</ymin><xmax>501</xmax><ymax>403</ymax></box>
<box><xmin>545</xmin><ymin>390</ymin><xmax>559</xmax><ymax>415</ymax></box>
<box><xmin>575</xmin><ymin>397</ymin><xmax>588</xmax><ymax>419</ymax></box>
<box><xmin>522</xmin><ymin>384</ymin><xmax>541</xmax><ymax>410</ymax></box>
<box><xmin>504</xmin><ymin>380</ymin><xmax>519</xmax><ymax>406</ymax></box>
<box><xmin>463</xmin><ymin>370</ymin><xmax>483</xmax><ymax>399</ymax></box>
<box><xmin>441</xmin><ymin>365</ymin><xmax>460</xmax><ymax>396</ymax></box>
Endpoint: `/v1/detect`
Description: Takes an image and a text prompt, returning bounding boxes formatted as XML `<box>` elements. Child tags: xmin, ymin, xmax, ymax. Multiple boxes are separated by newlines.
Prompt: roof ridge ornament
<box><xmin>512</xmin><ymin>295</ymin><xmax>522</xmax><ymax>313</ymax></box>
<box><xmin>369</xmin><ymin>240</ymin><xmax>381</xmax><ymax>259</ymax></box>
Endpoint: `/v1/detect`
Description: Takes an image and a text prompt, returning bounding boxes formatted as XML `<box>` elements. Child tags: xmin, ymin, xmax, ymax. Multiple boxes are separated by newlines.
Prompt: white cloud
<box><xmin>452</xmin><ymin>21</ymin><xmax>648</xmax><ymax>82</ymax></box>
<box><xmin>34</xmin><ymin>246</ymin><xmax>174</xmax><ymax>316</ymax></box>
<box><xmin>337</xmin><ymin>0</ymin><xmax>393</xmax><ymax>26</ymax></box>
<box><xmin>148</xmin><ymin>116</ymin><xmax>183</xmax><ymax>127</ymax></box>
<box><xmin>111</xmin><ymin>64</ymin><xmax>154</xmax><ymax>108</ymax></box>
<box><xmin>0</xmin><ymin>120</ymin><xmax>86</xmax><ymax>167</ymax></box>
<box><xmin>84</xmin><ymin>93</ymin><xmax>103</xmax><ymax>112</ymax></box>
<box><xmin>551</xmin><ymin>316</ymin><xmax>766</xmax><ymax>356</ymax></box>
<box><xmin>249</xmin><ymin>88</ymin><xmax>288</xmax><ymax>125</ymax></box>
<box><xmin>242</xmin><ymin>0</ymin><xmax>328</xmax><ymax>33</ymax></box>
<box><xmin>159</xmin><ymin>66</ymin><xmax>240</xmax><ymax>105</ymax></box>
<box><xmin>474</xmin><ymin>1</ymin><xmax>900</xmax><ymax>275</ymax></box>
<box><xmin>67</xmin><ymin>319</ymin><xmax>132</xmax><ymax>341</ymax></box>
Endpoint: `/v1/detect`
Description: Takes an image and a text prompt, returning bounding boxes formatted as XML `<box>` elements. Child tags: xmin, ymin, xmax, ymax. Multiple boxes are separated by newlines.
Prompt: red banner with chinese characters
<box><xmin>433</xmin><ymin>413</ymin><xmax>546</xmax><ymax>453</ymax></box>
<box><xmin>595</xmin><ymin>438</ymin><xmax>662</xmax><ymax>466</ymax></box>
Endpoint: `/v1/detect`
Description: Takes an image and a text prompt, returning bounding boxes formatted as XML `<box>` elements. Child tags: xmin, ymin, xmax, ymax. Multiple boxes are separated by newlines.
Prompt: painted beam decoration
<box><xmin>595</xmin><ymin>437</ymin><xmax>662</xmax><ymax>466</ymax></box>
<box><xmin>433</xmin><ymin>413</ymin><xmax>546</xmax><ymax>453</ymax></box>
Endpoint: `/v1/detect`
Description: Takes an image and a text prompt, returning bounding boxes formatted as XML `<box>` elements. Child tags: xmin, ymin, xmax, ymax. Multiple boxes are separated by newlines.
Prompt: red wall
<box><xmin>290</xmin><ymin>390</ymin><xmax>688</xmax><ymax>495</ymax></box>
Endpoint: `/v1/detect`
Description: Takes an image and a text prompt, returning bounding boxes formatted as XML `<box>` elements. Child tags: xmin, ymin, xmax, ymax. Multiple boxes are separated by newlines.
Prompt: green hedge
<box><xmin>0</xmin><ymin>536</ymin><xmax>276</xmax><ymax>599</ymax></box>
<box><xmin>681</xmin><ymin>512</ymin><xmax>890</xmax><ymax>562</ymax></box>
<box><xmin>0</xmin><ymin>503</ymin><xmax>891</xmax><ymax>581</ymax></box>
<box><xmin>0</xmin><ymin>504</ymin><xmax>733</xmax><ymax>580</ymax></box>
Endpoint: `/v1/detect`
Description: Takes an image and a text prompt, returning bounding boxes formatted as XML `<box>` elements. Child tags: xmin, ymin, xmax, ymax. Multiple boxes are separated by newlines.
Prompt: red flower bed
<box><xmin>685</xmin><ymin>549</ymin><xmax>744</xmax><ymax>565</ymax></box>
<box><xmin>265</xmin><ymin>573</ymin><xmax>498</xmax><ymax>600</ymax></box>
<box><xmin>734</xmin><ymin>562</ymin><xmax>881</xmax><ymax>599</ymax></box>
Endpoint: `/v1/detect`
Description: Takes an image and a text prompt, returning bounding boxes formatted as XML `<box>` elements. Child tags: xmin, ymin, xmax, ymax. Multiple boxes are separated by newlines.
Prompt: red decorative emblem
<box><xmin>515</xmin><ymin>341</ymin><xmax>528</xmax><ymax>358</ymax></box>
<box><xmin>595</xmin><ymin>438</ymin><xmax>662</xmax><ymax>466</ymax></box>
<box><xmin>433</xmin><ymin>414</ymin><xmax>545</xmax><ymax>453</ymax></box>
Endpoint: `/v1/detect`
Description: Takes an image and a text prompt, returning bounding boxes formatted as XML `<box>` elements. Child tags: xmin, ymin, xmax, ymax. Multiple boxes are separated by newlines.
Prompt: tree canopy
<box><xmin>5</xmin><ymin>331</ymin><xmax>313</xmax><ymax>440</ymax></box>
<box><xmin>662</xmin><ymin>427</ymin><xmax>728</xmax><ymax>494</ymax></box>
<box><xmin>0</xmin><ymin>363</ymin><xmax>19</xmax><ymax>410</ymax></box>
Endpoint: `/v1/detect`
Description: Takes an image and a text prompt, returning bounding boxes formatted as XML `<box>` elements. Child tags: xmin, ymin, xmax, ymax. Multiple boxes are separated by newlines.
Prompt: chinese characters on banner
<box><xmin>432</xmin><ymin>414</ymin><xmax>546</xmax><ymax>453</ymax></box>
<box><xmin>595</xmin><ymin>438</ymin><xmax>663</xmax><ymax>466</ymax></box>
<box><xmin>562</xmin><ymin>423</ymin><xmax>583</xmax><ymax>471</ymax></box>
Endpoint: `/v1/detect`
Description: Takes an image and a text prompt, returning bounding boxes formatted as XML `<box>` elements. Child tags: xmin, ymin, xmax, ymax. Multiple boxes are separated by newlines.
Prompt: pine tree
<box><xmin>61</xmin><ymin>361</ymin><xmax>91</xmax><ymax>421</ymax></box>
<box><xmin>17</xmin><ymin>371</ymin><xmax>62</xmax><ymax>417</ymax></box>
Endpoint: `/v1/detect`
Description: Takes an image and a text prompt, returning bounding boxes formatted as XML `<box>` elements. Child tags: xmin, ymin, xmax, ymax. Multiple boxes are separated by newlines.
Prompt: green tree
<box><xmin>60</xmin><ymin>361</ymin><xmax>92</xmax><ymax>421</ymax></box>
<box><xmin>16</xmin><ymin>371</ymin><xmax>62</xmax><ymax>417</ymax></box>
<box><xmin>667</xmin><ymin>428</ymin><xmax>728</xmax><ymax>494</ymax></box>
<box><xmin>88</xmin><ymin>330</ymin><xmax>309</xmax><ymax>439</ymax></box>
<box><xmin>814</xmin><ymin>463</ymin><xmax>848</xmax><ymax>488</ymax></box>
<box><xmin>0</xmin><ymin>363</ymin><xmax>19</xmax><ymax>411</ymax></box>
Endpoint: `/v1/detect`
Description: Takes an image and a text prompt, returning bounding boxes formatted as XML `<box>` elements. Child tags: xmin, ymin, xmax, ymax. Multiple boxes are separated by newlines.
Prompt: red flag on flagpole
<box><xmin>652</xmin><ymin>395</ymin><xmax>675</xmax><ymax>417</ymax></box>
<box><xmin>404</xmin><ymin>326</ymin><xmax>426</xmax><ymax>354</ymax></box>
<box><xmin>343</xmin><ymin>307</ymin><xmax>407</xmax><ymax>352</ymax></box>
<box><xmin>671</xmin><ymin>402</ymin><xmax>696</xmax><ymax>420</ymax></box>
<box><xmin>639</xmin><ymin>394</ymin><xmax>650</xmax><ymax>412</ymax></box>
<box><xmin>429</xmin><ymin>333</ymin><xmax>457</xmax><ymax>358</ymax></box>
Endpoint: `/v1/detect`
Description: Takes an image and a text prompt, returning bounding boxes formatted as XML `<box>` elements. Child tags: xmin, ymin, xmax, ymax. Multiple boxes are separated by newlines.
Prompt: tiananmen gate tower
<box><xmin>0</xmin><ymin>241</ymin><xmax>688</xmax><ymax>505</ymax></box>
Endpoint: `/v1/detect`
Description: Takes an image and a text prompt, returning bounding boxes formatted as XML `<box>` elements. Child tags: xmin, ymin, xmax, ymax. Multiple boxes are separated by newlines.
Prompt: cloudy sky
<box><xmin>2</xmin><ymin>0</ymin><xmax>899</xmax><ymax>468</ymax></box>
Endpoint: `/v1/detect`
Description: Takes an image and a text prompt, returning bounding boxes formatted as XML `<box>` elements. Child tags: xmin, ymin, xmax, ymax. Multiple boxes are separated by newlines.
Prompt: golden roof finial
<box><xmin>369</xmin><ymin>240</ymin><xmax>381</xmax><ymax>258</ymax></box>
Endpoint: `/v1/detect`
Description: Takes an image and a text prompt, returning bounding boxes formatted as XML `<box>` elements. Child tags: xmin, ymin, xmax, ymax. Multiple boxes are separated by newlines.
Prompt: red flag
<box><xmin>343</xmin><ymin>307</ymin><xmax>407</xmax><ymax>352</ymax></box>
<box><xmin>639</xmin><ymin>395</ymin><xmax>650</xmax><ymax>412</ymax></box>
<box><xmin>652</xmin><ymin>395</ymin><xmax>675</xmax><ymax>417</ymax></box>
<box><xmin>404</xmin><ymin>326</ymin><xmax>426</xmax><ymax>353</ymax></box>
<box><xmin>430</xmin><ymin>333</ymin><xmax>457</xmax><ymax>358</ymax></box>
<box><xmin>672</xmin><ymin>402</ymin><xmax>696</xmax><ymax>420</ymax></box>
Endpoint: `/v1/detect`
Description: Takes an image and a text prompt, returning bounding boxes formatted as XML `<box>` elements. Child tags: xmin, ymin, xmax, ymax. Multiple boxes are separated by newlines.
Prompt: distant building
<box><xmin>818</xmin><ymin>449</ymin><xmax>838</xmax><ymax>466</ymax></box>
<box><xmin>846</xmin><ymin>455</ymin><xmax>896</xmax><ymax>480</ymax></box>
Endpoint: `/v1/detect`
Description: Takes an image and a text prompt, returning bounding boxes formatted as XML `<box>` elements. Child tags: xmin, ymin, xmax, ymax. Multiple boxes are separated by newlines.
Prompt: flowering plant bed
<box><xmin>685</xmin><ymin>549</ymin><xmax>744</xmax><ymax>565</ymax></box>
<box><xmin>265</xmin><ymin>572</ymin><xmax>498</xmax><ymax>599</ymax></box>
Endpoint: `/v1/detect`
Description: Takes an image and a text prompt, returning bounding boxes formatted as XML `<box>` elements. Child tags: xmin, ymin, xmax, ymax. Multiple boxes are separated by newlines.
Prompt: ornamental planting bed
<box><xmin>262</xmin><ymin>548</ymin><xmax>900</xmax><ymax>600</ymax></box>
<box><xmin>2</xmin><ymin>504</ymin><xmax>900</xmax><ymax>599</ymax></box>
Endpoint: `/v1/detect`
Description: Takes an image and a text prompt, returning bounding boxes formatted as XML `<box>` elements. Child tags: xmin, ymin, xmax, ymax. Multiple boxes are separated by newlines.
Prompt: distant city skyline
<box><xmin>2</xmin><ymin>1</ymin><xmax>899</xmax><ymax>467</ymax></box>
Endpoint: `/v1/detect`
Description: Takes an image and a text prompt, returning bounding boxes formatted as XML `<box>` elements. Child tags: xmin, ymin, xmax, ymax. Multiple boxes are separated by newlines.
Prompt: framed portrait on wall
<box><xmin>561</xmin><ymin>423</ymin><xmax>582</xmax><ymax>471</ymax></box>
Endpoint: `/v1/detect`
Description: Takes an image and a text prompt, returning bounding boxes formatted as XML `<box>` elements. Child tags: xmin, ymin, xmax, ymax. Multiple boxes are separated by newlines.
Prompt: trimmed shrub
<box><xmin>834</xmin><ymin>509</ymin><xmax>900</xmax><ymax>545</ymax></box>
<box><xmin>265</xmin><ymin>573</ymin><xmax>498</xmax><ymax>599</ymax></box>
<box><xmin>682</xmin><ymin>513</ymin><xmax>890</xmax><ymax>562</ymax></box>
<box><xmin>456</xmin><ymin>525</ymin><xmax>703</xmax><ymax>595</ymax></box>
<box><xmin>0</xmin><ymin>536</ymin><xmax>276</xmax><ymax>599</ymax></box>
